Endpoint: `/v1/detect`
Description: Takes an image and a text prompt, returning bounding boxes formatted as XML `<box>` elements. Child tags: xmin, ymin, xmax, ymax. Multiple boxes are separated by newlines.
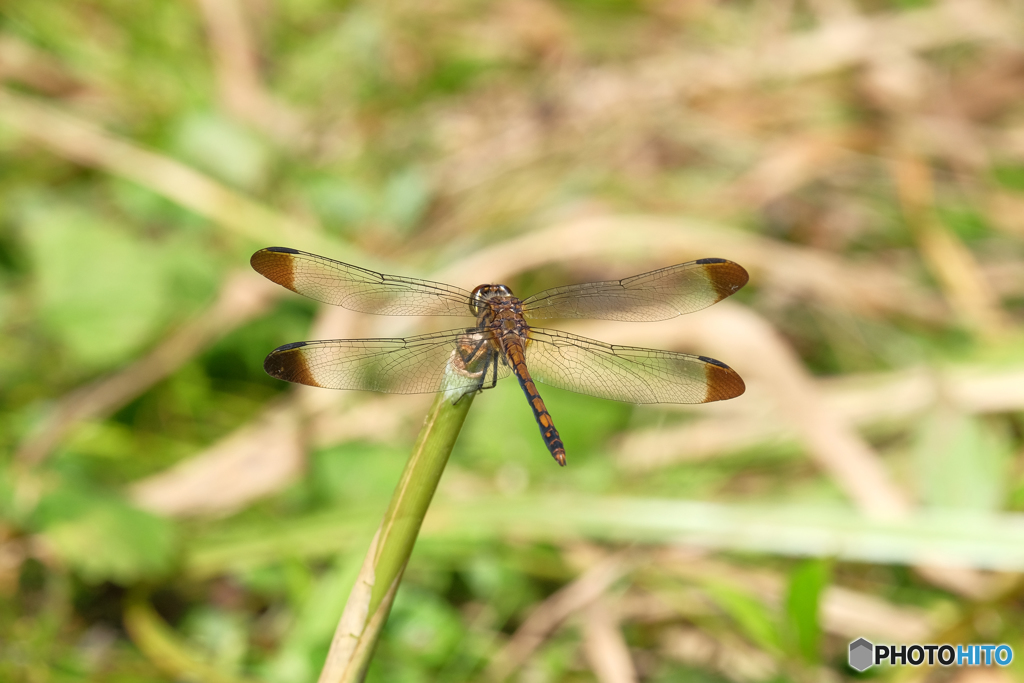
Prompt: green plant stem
<box><xmin>318</xmin><ymin>382</ymin><xmax>477</xmax><ymax>683</ymax></box>
<box><xmin>123</xmin><ymin>589</ymin><xmax>261</xmax><ymax>683</ymax></box>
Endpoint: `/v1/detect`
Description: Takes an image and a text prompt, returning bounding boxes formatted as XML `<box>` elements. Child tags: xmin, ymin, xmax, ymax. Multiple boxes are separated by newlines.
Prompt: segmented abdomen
<box><xmin>503</xmin><ymin>337</ymin><xmax>567</xmax><ymax>466</ymax></box>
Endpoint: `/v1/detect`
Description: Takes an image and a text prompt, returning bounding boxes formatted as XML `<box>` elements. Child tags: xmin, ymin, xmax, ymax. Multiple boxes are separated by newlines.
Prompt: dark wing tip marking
<box><xmin>700</xmin><ymin>258</ymin><xmax>749</xmax><ymax>300</ymax></box>
<box><xmin>702</xmin><ymin>357</ymin><xmax>745</xmax><ymax>402</ymax></box>
<box><xmin>251</xmin><ymin>247</ymin><xmax>298</xmax><ymax>292</ymax></box>
<box><xmin>698</xmin><ymin>355</ymin><xmax>730</xmax><ymax>369</ymax></box>
<box><xmin>264</xmin><ymin>343</ymin><xmax>321</xmax><ymax>387</ymax></box>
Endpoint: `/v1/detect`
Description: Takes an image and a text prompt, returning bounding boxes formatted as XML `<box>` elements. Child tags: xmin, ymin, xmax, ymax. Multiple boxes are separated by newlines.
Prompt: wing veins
<box><xmin>251</xmin><ymin>248</ymin><xmax>476</xmax><ymax>316</ymax></box>
<box><xmin>524</xmin><ymin>328</ymin><xmax>743</xmax><ymax>404</ymax></box>
<box><xmin>521</xmin><ymin>259</ymin><xmax>748</xmax><ymax>322</ymax></box>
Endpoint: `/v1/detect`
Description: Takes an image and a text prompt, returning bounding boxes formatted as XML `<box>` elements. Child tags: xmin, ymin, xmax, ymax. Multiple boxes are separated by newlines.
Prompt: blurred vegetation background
<box><xmin>3</xmin><ymin>0</ymin><xmax>1024</xmax><ymax>681</ymax></box>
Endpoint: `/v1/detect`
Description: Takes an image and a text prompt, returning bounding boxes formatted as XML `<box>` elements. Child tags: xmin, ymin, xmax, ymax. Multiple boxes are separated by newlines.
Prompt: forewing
<box><xmin>251</xmin><ymin>247</ymin><xmax>475</xmax><ymax>316</ymax></box>
<box><xmin>263</xmin><ymin>329</ymin><xmax>510</xmax><ymax>394</ymax></box>
<box><xmin>524</xmin><ymin>328</ymin><xmax>744</xmax><ymax>404</ymax></box>
<box><xmin>522</xmin><ymin>258</ymin><xmax>748</xmax><ymax>322</ymax></box>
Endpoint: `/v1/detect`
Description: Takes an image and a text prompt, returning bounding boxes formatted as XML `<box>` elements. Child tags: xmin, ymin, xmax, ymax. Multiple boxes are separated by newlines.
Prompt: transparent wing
<box><xmin>251</xmin><ymin>247</ymin><xmax>475</xmax><ymax>316</ymax></box>
<box><xmin>521</xmin><ymin>258</ymin><xmax>748</xmax><ymax>322</ymax></box>
<box><xmin>524</xmin><ymin>328</ymin><xmax>744</xmax><ymax>404</ymax></box>
<box><xmin>263</xmin><ymin>329</ymin><xmax>511</xmax><ymax>394</ymax></box>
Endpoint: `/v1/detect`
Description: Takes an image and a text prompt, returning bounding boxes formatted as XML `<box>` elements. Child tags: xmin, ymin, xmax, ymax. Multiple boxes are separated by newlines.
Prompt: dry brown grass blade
<box><xmin>651</xmin><ymin>550</ymin><xmax>937</xmax><ymax>642</ymax></box>
<box><xmin>0</xmin><ymin>33</ymin><xmax>83</xmax><ymax>95</ymax></box>
<box><xmin>129</xmin><ymin>393</ymin><xmax>429</xmax><ymax>520</ymax></box>
<box><xmin>891</xmin><ymin>155</ymin><xmax>1010</xmax><ymax>338</ymax></box>
<box><xmin>128</xmin><ymin>295</ymin><xmax>375</xmax><ymax>517</ymax></box>
<box><xmin>192</xmin><ymin>0</ymin><xmax>307</xmax><ymax>144</ymax></box>
<box><xmin>805</xmin><ymin>0</ymin><xmax>860</xmax><ymax>22</ymax></box>
<box><xmin>987</xmin><ymin>191</ymin><xmax>1024</xmax><ymax>237</ymax></box>
<box><xmin>15</xmin><ymin>271</ymin><xmax>280</xmax><ymax>466</ymax></box>
<box><xmin>582</xmin><ymin>598</ymin><xmax>639</xmax><ymax>683</ymax></box>
<box><xmin>634</xmin><ymin>0</ymin><xmax>1014</xmax><ymax>99</ymax></box>
<box><xmin>486</xmin><ymin>553</ymin><xmax>631</xmax><ymax>682</ymax></box>
<box><xmin>619</xmin><ymin>363</ymin><xmax>1024</xmax><ymax>469</ymax></box>
<box><xmin>309</xmin><ymin>394</ymin><xmax>428</xmax><ymax>449</ymax></box>
<box><xmin>658</xmin><ymin>627</ymin><xmax>777</xmax><ymax>683</ymax></box>
<box><xmin>0</xmin><ymin>88</ymin><xmax>328</xmax><ymax>251</ymax></box>
<box><xmin>131</xmin><ymin>400</ymin><xmax>304</xmax><ymax>517</ymax></box>
<box><xmin>435</xmin><ymin>0</ymin><xmax>1016</xmax><ymax>192</ymax></box>
<box><xmin>726</xmin><ymin>131</ymin><xmax>861</xmax><ymax>208</ymax></box>
<box><xmin>949</xmin><ymin>669</ymin><xmax>1017</xmax><ymax>683</ymax></box>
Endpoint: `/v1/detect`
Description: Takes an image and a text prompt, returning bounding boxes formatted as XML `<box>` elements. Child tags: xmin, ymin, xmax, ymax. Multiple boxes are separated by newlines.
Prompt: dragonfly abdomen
<box><xmin>503</xmin><ymin>338</ymin><xmax>567</xmax><ymax>466</ymax></box>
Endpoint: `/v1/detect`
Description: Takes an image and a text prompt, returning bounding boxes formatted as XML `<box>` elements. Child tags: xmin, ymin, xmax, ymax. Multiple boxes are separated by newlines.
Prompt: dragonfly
<box><xmin>251</xmin><ymin>247</ymin><xmax>748</xmax><ymax>466</ymax></box>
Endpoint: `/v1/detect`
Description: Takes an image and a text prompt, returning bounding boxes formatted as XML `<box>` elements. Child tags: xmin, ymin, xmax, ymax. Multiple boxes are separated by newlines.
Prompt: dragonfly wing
<box><xmin>252</xmin><ymin>247</ymin><xmax>475</xmax><ymax>316</ymax></box>
<box><xmin>521</xmin><ymin>259</ymin><xmax>748</xmax><ymax>322</ymax></box>
<box><xmin>264</xmin><ymin>329</ymin><xmax>511</xmax><ymax>394</ymax></box>
<box><xmin>524</xmin><ymin>328</ymin><xmax>744</xmax><ymax>404</ymax></box>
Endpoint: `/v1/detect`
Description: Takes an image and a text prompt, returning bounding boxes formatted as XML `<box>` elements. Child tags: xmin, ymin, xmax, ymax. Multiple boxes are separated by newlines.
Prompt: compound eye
<box><xmin>469</xmin><ymin>284</ymin><xmax>489</xmax><ymax>315</ymax></box>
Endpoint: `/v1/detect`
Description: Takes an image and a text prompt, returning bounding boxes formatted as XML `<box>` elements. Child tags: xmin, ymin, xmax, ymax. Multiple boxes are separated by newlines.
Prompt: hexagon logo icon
<box><xmin>849</xmin><ymin>638</ymin><xmax>874</xmax><ymax>671</ymax></box>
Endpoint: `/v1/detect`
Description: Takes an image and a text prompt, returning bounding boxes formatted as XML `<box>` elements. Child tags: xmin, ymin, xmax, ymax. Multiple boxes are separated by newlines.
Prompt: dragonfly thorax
<box><xmin>469</xmin><ymin>284</ymin><xmax>515</xmax><ymax>315</ymax></box>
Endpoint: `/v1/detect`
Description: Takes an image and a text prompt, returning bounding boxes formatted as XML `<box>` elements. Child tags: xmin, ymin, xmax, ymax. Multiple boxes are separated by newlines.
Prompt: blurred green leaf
<box><xmin>783</xmin><ymin>559</ymin><xmax>830</xmax><ymax>663</ymax></box>
<box><xmin>305</xmin><ymin>178</ymin><xmax>376</xmax><ymax>233</ymax></box>
<box><xmin>937</xmin><ymin>204</ymin><xmax>990</xmax><ymax>241</ymax></box>
<box><xmin>35</xmin><ymin>487</ymin><xmax>177</xmax><ymax>584</ymax></box>
<box><xmin>181</xmin><ymin>608</ymin><xmax>250</xmax><ymax>675</ymax></box>
<box><xmin>914</xmin><ymin>406</ymin><xmax>1011</xmax><ymax>511</ymax></box>
<box><xmin>171</xmin><ymin>112</ymin><xmax>271</xmax><ymax>191</ymax></box>
<box><xmin>385</xmin><ymin>587</ymin><xmax>464</xmax><ymax>667</ymax></box>
<box><xmin>702</xmin><ymin>581</ymin><xmax>781</xmax><ymax>654</ymax></box>
<box><xmin>456</xmin><ymin>378</ymin><xmax>631</xmax><ymax>473</ymax></box>
<box><xmin>124</xmin><ymin>593</ymin><xmax>262</xmax><ymax>683</ymax></box>
<box><xmin>263</xmin><ymin>549</ymin><xmax>369</xmax><ymax>683</ymax></box>
<box><xmin>309</xmin><ymin>442</ymin><xmax>408</xmax><ymax>507</ymax></box>
<box><xmin>0</xmin><ymin>468</ymin><xmax>15</xmax><ymax>523</ymax></box>
<box><xmin>382</xmin><ymin>167</ymin><xmax>431</xmax><ymax>232</ymax></box>
<box><xmin>21</xmin><ymin>204</ymin><xmax>168</xmax><ymax>369</ymax></box>
<box><xmin>992</xmin><ymin>165</ymin><xmax>1024</xmax><ymax>191</ymax></box>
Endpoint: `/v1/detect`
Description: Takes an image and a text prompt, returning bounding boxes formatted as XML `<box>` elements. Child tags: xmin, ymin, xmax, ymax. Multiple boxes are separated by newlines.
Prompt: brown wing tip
<box><xmin>264</xmin><ymin>341</ymin><xmax>322</xmax><ymax>388</ymax></box>
<box><xmin>696</xmin><ymin>258</ymin><xmax>749</xmax><ymax>301</ymax></box>
<box><xmin>251</xmin><ymin>247</ymin><xmax>300</xmax><ymax>292</ymax></box>
<box><xmin>699</xmin><ymin>355</ymin><xmax>746</xmax><ymax>401</ymax></box>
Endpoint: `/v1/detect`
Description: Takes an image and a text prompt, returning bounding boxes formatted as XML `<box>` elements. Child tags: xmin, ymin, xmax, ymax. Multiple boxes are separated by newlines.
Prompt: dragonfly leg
<box><xmin>457</xmin><ymin>335</ymin><xmax>489</xmax><ymax>368</ymax></box>
<box><xmin>451</xmin><ymin>355</ymin><xmax>493</xmax><ymax>405</ymax></box>
<box><xmin>451</xmin><ymin>333</ymin><xmax>496</xmax><ymax>404</ymax></box>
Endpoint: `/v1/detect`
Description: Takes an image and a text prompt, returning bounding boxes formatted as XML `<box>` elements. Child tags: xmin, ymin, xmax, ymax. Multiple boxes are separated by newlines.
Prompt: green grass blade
<box><xmin>123</xmin><ymin>590</ymin><xmax>262</xmax><ymax>683</ymax></box>
<box><xmin>317</xmin><ymin>377</ymin><xmax>478</xmax><ymax>683</ymax></box>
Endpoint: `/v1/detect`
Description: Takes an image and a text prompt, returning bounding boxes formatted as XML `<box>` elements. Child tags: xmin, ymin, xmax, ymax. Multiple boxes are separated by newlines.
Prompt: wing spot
<box><xmin>275</xmin><ymin>341</ymin><xmax>309</xmax><ymax>352</ymax></box>
<box><xmin>703</xmin><ymin>361</ymin><xmax>745</xmax><ymax>402</ymax></box>
<box><xmin>264</xmin><ymin>347</ymin><xmax>322</xmax><ymax>388</ymax></box>
<box><xmin>251</xmin><ymin>249</ymin><xmax>298</xmax><ymax>291</ymax></box>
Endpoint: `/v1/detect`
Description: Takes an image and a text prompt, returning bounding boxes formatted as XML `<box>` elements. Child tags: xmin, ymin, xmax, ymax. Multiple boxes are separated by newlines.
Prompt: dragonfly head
<box><xmin>470</xmin><ymin>284</ymin><xmax>514</xmax><ymax>315</ymax></box>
